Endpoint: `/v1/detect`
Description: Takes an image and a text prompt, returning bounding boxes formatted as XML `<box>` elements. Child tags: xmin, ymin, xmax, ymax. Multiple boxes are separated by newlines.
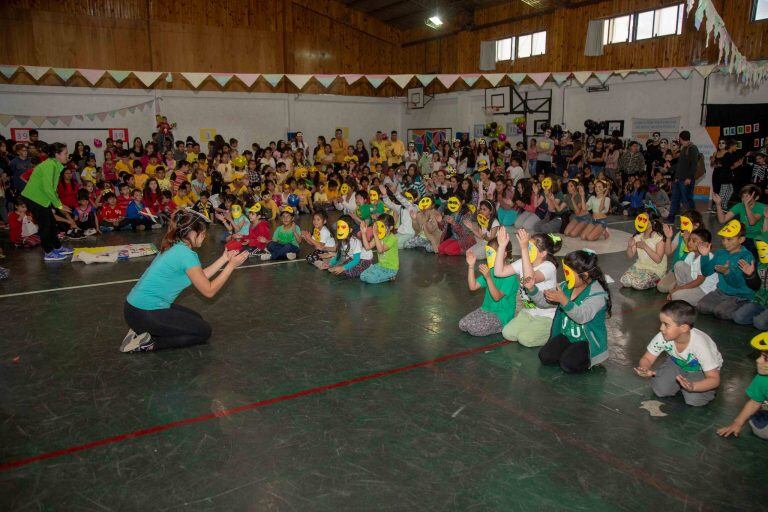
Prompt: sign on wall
<box><xmin>407</xmin><ymin>128</ymin><xmax>452</xmax><ymax>154</ymax></box>
<box><xmin>630</xmin><ymin>117</ymin><xmax>681</xmax><ymax>143</ymax></box>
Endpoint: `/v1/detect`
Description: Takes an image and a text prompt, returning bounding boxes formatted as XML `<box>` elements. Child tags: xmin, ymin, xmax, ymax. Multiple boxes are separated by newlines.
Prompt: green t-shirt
<box><xmin>357</xmin><ymin>203</ymin><xmax>372</xmax><ymax>221</ymax></box>
<box><xmin>377</xmin><ymin>233</ymin><xmax>399</xmax><ymax>270</ymax></box>
<box><xmin>671</xmin><ymin>232</ymin><xmax>688</xmax><ymax>265</ymax></box>
<box><xmin>477</xmin><ymin>271</ymin><xmax>520</xmax><ymax>326</ymax></box>
<box><xmin>729</xmin><ymin>202</ymin><xmax>765</xmax><ymax>239</ymax></box>
<box><xmin>21</xmin><ymin>158</ymin><xmax>64</xmax><ymax>208</ymax></box>
<box><xmin>273</xmin><ymin>225</ymin><xmax>299</xmax><ymax>245</ymax></box>
<box><xmin>746</xmin><ymin>374</ymin><xmax>768</xmax><ymax>404</ymax></box>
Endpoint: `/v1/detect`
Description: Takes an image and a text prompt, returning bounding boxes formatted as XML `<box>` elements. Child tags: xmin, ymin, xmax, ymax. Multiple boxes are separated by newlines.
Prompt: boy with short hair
<box><xmin>133</xmin><ymin>160</ymin><xmax>148</xmax><ymax>190</ymax></box>
<box><xmin>697</xmin><ymin>220</ymin><xmax>756</xmax><ymax>319</ymax></box>
<box><xmin>635</xmin><ymin>300</ymin><xmax>722</xmax><ymax>406</ymax></box>
<box><xmin>80</xmin><ymin>155</ymin><xmax>100</xmax><ymax>184</ymax></box>
<box><xmin>717</xmin><ymin>333</ymin><xmax>768</xmax><ymax>440</ymax></box>
<box><xmin>99</xmin><ymin>192</ymin><xmax>128</xmax><ymax>232</ymax></box>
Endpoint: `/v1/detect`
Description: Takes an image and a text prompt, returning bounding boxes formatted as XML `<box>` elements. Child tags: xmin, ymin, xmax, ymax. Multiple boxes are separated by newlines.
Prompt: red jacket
<box><xmin>57</xmin><ymin>181</ymin><xmax>80</xmax><ymax>209</ymax></box>
<box><xmin>8</xmin><ymin>211</ymin><xmax>32</xmax><ymax>244</ymax></box>
<box><xmin>242</xmin><ymin>220</ymin><xmax>271</xmax><ymax>250</ymax></box>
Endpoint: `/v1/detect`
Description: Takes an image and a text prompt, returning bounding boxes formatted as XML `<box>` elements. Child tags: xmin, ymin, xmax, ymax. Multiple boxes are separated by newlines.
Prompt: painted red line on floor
<box><xmin>0</xmin><ymin>340</ymin><xmax>511</xmax><ymax>472</ymax></box>
<box><xmin>439</xmin><ymin>370</ymin><xmax>711</xmax><ymax>512</ymax></box>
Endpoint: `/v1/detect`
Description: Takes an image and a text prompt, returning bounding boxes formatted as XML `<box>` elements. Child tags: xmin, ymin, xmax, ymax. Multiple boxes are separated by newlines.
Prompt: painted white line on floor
<box><xmin>606</xmin><ymin>219</ymin><xmax>634</xmax><ymax>226</ymax></box>
<box><xmin>0</xmin><ymin>259</ymin><xmax>300</xmax><ymax>299</ymax></box>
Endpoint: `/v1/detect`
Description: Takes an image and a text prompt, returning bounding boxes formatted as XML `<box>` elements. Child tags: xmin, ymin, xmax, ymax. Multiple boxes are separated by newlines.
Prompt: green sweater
<box><xmin>21</xmin><ymin>158</ymin><xmax>64</xmax><ymax>208</ymax></box>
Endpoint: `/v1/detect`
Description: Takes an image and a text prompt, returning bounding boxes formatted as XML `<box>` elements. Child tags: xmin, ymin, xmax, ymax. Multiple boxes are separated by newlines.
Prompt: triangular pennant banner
<box><xmin>109</xmin><ymin>111</ymin><xmax>116</xmax><ymax>118</ymax></box>
<box><xmin>15</xmin><ymin>116</ymin><xmax>29</xmax><ymax>126</ymax></box>
<box><xmin>0</xmin><ymin>66</ymin><xmax>18</xmax><ymax>79</ymax></box>
<box><xmin>366</xmin><ymin>75</ymin><xmax>387</xmax><ymax>88</ymax></box>
<box><xmin>343</xmin><ymin>74</ymin><xmax>363</xmax><ymax>85</ymax></box>
<box><xmin>507</xmin><ymin>73</ymin><xmax>526</xmax><ymax>85</ymax></box>
<box><xmin>95</xmin><ymin>112</ymin><xmax>108</xmax><ymax>122</ymax></box>
<box><xmin>53</xmin><ymin>68</ymin><xmax>76</xmax><ymax>82</ymax></box>
<box><xmin>134</xmin><ymin>71</ymin><xmax>162</xmax><ymax>87</ymax></box>
<box><xmin>286</xmin><ymin>74</ymin><xmax>312</xmax><ymax>89</ymax></box>
<box><xmin>617</xmin><ymin>69</ymin><xmax>632</xmax><ymax>78</ymax></box>
<box><xmin>24</xmin><ymin>66</ymin><xmax>49</xmax><ymax>81</ymax></box>
<box><xmin>117</xmin><ymin>108</ymin><xmax>127</xmax><ymax>117</ymax></box>
<box><xmin>0</xmin><ymin>114</ymin><xmax>14</xmax><ymax>126</ymax></box>
<box><xmin>461</xmin><ymin>74</ymin><xmax>480</xmax><ymax>87</ymax></box>
<box><xmin>594</xmin><ymin>71</ymin><xmax>612</xmax><ymax>83</ymax></box>
<box><xmin>59</xmin><ymin>115</ymin><xmax>73</xmax><ymax>126</ymax></box>
<box><xmin>572</xmin><ymin>71</ymin><xmax>593</xmax><ymax>85</ymax></box>
<box><xmin>315</xmin><ymin>75</ymin><xmax>337</xmax><ymax>88</ymax></box>
<box><xmin>657</xmin><ymin>67</ymin><xmax>675</xmax><ymax>79</ymax></box>
<box><xmin>482</xmin><ymin>73</ymin><xmax>505</xmax><ymax>87</ymax></box>
<box><xmin>211</xmin><ymin>73</ymin><xmax>233</xmax><ymax>87</ymax></box>
<box><xmin>695</xmin><ymin>64</ymin><xmax>716</xmax><ymax>78</ymax></box>
<box><xmin>551</xmin><ymin>72</ymin><xmax>570</xmax><ymax>85</ymax></box>
<box><xmin>262</xmin><ymin>74</ymin><xmax>283</xmax><ymax>87</ymax></box>
<box><xmin>108</xmin><ymin>70</ymin><xmax>132</xmax><ymax>83</ymax></box>
<box><xmin>181</xmin><ymin>72</ymin><xmax>209</xmax><ymax>88</ymax></box>
<box><xmin>75</xmin><ymin>115</ymin><xmax>83</xmax><ymax>121</ymax></box>
<box><xmin>128</xmin><ymin>107</ymin><xmax>136</xmax><ymax>114</ymax></box>
<box><xmin>416</xmin><ymin>74</ymin><xmax>436</xmax><ymax>87</ymax></box>
<box><xmin>78</xmin><ymin>69</ymin><xmax>104</xmax><ymax>85</ymax></box>
<box><xmin>390</xmin><ymin>74</ymin><xmax>414</xmax><ymax>89</ymax></box>
<box><xmin>30</xmin><ymin>116</ymin><xmax>46</xmax><ymax>126</ymax></box>
<box><xmin>528</xmin><ymin>72</ymin><xmax>550</xmax><ymax>87</ymax></box>
<box><xmin>235</xmin><ymin>73</ymin><xmax>259</xmax><ymax>87</ymax></box>
<box><xmin>48</xmin><ymin>118</ymin><xmax>59</xmax><ymax>126</ymax></box>
<box><xmin>676</xmin><ymin>67</ymin><xmax>693</xmax><ymax>79</ymax></box>
<box><xmin>437</xmin><ymin>74</ymin><xmax>460</xmax><ymax>89</ymax></box>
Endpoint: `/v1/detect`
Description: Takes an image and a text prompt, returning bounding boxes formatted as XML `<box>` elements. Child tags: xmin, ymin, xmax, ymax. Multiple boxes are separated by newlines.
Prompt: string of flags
<box><xmin>0</xmin><ymin>98</ymin><xmax>158</xmax><ymax>127</ymax></box>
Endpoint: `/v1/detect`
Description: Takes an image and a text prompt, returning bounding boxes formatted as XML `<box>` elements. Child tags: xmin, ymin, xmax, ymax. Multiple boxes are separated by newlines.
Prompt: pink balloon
<box><xmin>498</xmin><ymin>133</ymin><xmax>507</xmax><ymax>142</ymax></box>
<box><xmin>93</xmin><ymin>138</ymin><xmax>103</xmax><ymax>148</ymax></box>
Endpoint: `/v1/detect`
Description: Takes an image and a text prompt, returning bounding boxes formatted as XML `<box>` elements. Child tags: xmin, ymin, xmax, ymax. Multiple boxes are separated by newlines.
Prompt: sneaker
<box><xmin>57</xmin><ymin>247</ymin><xmax>74</xmax><ymax>256</ymax></box>
<box><xmin>260</xmin><ymin>253</ymin><xmax>272</xmax><ymax>261</ymax></box>
<box><xmin>0</xmin><ymin>267</ymin><xmax>8</xmax><ymax>280</ymax></box>
<box><xmin>67</xmin><ymin>229</ymin><xmax>86</xmax><ymax>240</ymax></box>
<box><xmin>44</xmin><ymin>250</ymin><xmax>67</xmax><ymax>261</ymax></box>
<box><xmin>119</xmin><ymin>331</ymin><xmax>154</xmax><ymax>353</ymax></box>
<box><xmin>84</xmin><ymin>228</ymin><xmax>97</xmax><ymax>237</ymax></box>
<box><xmin>151</xmin><ymin>223</ymin><xmax>163</xmax><ymax>230</ymax></box>
<box><xmin>286</xmin><ymin>253</ymin><xmax>297</xmax><ymax>260</ymax></box>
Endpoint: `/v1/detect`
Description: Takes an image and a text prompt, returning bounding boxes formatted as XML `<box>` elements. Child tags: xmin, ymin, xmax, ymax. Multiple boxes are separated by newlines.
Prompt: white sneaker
<box><xmin>260</xmin><ymin>253</ymin><xmax>272</xmax><ymax>261</ymax></box>
<box><xmin>84</xmin><ymin>228</ymin><xmax>97</xmax><ymax>237</ymax></box>
<box><xmin>119</xmin><ymin>330</ymin><xmax>153</xmax><ymax>353</ymax></box>
<box><xmin>151</xmin><ymin>223</ymin><xmax>163</xmax><ymax>230</ymax></box>
<box><xmin>286</xmin><ymin>253</ymin><xmax>297</xmax><ymax>260</ymax></box>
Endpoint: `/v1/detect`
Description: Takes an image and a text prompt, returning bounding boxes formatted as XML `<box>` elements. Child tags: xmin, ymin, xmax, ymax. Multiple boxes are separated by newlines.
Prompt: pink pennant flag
<box><xmin>96</xmin><ymin>112</ymin><xmax>108</xmax><ymax>122</ymax></box>
<box><xmin>528</xmin><ymin>72</ymin><xmax>550</xmax><ymax>87</ymax></box>
<box><xmin>343</xmin><ymin>74</ymin><xmax>363</xmax><ymax>85</ymax></box>
<box><xmin>657</xmin><ymin>67</ymin><xmax>675</xmax><ymax>79</ymax></box>
<box><xmin>235</xmin><ymin>74</ymin><xmax>259</xmax><ymax>87</ymax></box>
<box><xmin>78</xmin><ymin>69</ymin><xmax>104</xmax><ymax>85</ymax></box>
<box><xmin>437</xmin><ymin>74</ymin><xmax>460</xmax><ymax>89</ymax></box>
<box><xmin>59</xmin><ymin>115</ymin><xmax>73</xmax><ymax>126</ymax></box>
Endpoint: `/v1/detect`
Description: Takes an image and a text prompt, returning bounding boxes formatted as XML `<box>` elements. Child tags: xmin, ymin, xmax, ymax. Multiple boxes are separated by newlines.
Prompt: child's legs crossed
<box><xmin>360</xmin><ymin>264</ymin><xmax>397</xmax><ymax>283</ymax></box>
<box><xmin>713</xmin><ymin>296</ymin><xmax>749</xmax><ymax>320</ymax></box>
<box><xmin>697</xmin><ymin>290</ymin><xmax>725</xmax><ymax>315</ymax></box>
<box><xmin>680</xmin><ymin>370</ymin><xmax>716</xmax><ymax>407</ymax></box>
<box><xmin>732</xmin><ymin>302</ymin><xmax>765</xmax><ymax>326</ymax></box>
<box><xmin>458</xmin><ymin>308</ymin><xmax>502</xmax><ymax>337</ymax></box>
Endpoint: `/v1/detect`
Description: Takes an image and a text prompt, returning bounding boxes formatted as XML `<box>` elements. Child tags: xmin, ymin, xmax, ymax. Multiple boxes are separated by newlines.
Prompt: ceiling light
<box><xmin>426</xmin><ymin>16</ymin><xmax>443</xmax><ymax>29</ymax></box>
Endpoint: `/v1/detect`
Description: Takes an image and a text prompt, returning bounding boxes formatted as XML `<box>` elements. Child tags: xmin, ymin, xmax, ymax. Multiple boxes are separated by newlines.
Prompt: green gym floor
<box><xmin>0</xmin><ymin>212</ymin><xmax>766</xmax><ymax>511</ymax></box>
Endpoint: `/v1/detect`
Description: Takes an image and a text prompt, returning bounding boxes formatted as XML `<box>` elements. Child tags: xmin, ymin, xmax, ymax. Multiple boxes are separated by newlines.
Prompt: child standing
<box><xmin>717</xmin><ymin>334</ymin><xmax>768</xmax><ymax>440</ymax></box>
<box><xmin>459</xmin><ymin>239</ymin><xmax>520</xmax><ymax>337</ymax></box>
<box><xmin>496</xmin><ymin>228</ymin><xmax>562</xmax><ymax>348</ymax></box>
<box><xmin>302</xmin><ymin>210</ymin><xmax>336</xmax><ymax>265</ymax></box>
<box><xmin>527</xmin><ymin>250</ymin><xmax>612</xmax><ymax>373</ymax></box>
<box><xmin>635</xmin><ymin>301</ymin><xmax>722</xmax><ymax>406</ymax></box>
<box><xmin>326</xmin><ymin>215</ymin><xmax>373</xmax><ymax>277</ymax></box>
<box><xmin>262</xmin><ymin>206</ymin><xmax>301</xmax><ymax>261</ymax></box>
<box><xmin>697</xmin><ymin>220</ymin><xmax>756</xmax><ymax>320</ymax></box>
<box><xmin>359</xmin><ymin>214</ymin><xmax>399</xmax><ymax>284</ymax></box>
<box><xmin>620</xmin><ymin>211</ymin><xmax>667</xmax><ymax>290</ymax></box>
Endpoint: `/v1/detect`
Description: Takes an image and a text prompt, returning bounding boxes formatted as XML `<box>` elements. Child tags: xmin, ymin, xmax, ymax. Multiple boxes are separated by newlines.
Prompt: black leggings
<box><xmin>25</xmin><ymin>199</ymin><xmax>61</xmax><ymax>253</ymax></box>
<box><xmin>538</xmin><ymin>334</ymin><xmax>590</xmax><ymax>373</ymax></box>
<box><xmin>124</xmin><ymin>302</ymin><xmax>212</xmax><ymax>351</ymax></box>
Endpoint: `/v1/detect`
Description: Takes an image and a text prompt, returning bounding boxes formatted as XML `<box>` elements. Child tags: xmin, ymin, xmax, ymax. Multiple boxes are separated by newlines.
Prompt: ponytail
<box><xmin>564</xmin><ymin>250</ymin><xmax>612</xmax><ymax>318</ymax></box>
<box><xmin>532</xmin><ymin>232</ymin><xmax>563</xmax><ymax>268</ymax></box>
<box><xmin>159</xmin><ymin>208</ymin><xmax>208</xmax><ymax>251</ymax></box>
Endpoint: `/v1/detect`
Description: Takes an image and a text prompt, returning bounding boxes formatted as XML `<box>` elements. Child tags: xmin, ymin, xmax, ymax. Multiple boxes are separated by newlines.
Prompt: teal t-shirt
<box><xmin>729</xmin><ymin>202</ymin><xmax>765</xmax><ymax>239</ymax></box>
<box><xmin>746</xmin><ymin>374</ymin><xmax>768</xmax><ymax>404</ymax></box>
<box><xmin>701</xmin><ymin>247</ymin><xmax>756</xmax><ymax>299</ymax></box>
<box><xmin>671</xmin><ymin>232</ymin><xmax>688</xmax><ymax>264</ymax></box>
<box><xmin>127</xmin><ymin>243</ymin><xmax>201</xmax><ymax>310</ymax></box>
<box><xmin>477</xmin><ymin>271</ymin><xmax>520</xmax><ymax>325</ymax></box>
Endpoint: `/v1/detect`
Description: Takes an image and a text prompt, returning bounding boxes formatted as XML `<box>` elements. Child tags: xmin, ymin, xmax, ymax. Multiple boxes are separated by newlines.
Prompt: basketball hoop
<box><xmin>408</xmin><ymin>102</ymin><xmax>419</xmax><ymax>109</ymax></box>
<box><xmin>483</xmin><ymin>106</ymin><xmax>502</xmax><ymax>116</ymax></box>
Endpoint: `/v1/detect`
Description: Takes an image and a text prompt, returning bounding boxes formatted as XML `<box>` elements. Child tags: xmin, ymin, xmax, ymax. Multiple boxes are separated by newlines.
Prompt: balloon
<box><xmin>287</xmin><ymin>194</ymin><xmax>300</xmax><ymax>207</ymax></box>
<box><xmin>490</xmin><ymin>122</ymin><xmax>498</xmax><ymax>130</ymax></box>
<box><xmin>93</xmin><ymin>138</ymin><xmax>103</xmax><ymax>148</ymax></box>
<box><xmin>232</xmin><ymin>155</ymin><xmax>247</xmax><ymax>167</ymax></box>
<box><xmin>498</xmin><ymin>133</ymin><xmax>507</xmax><ymax>142</ymax></box>
<box><xmin>483</xmin><ymin>128</ymin><xmax>491</xmax><ymax>136</ymax></box>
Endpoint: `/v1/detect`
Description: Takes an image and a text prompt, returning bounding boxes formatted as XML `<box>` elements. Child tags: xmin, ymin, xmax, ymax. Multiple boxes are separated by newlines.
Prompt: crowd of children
<box><xmin>1</xmin><ymin>125</ymin><xmax>767</xmax><ymax>441</ymax></box>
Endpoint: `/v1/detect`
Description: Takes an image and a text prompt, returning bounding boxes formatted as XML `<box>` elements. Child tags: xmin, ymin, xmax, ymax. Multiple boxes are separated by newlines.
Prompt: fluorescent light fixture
<box><xmin>426</xmin><ymin>16</ymin><xmax>443</xmax><ymax>29</ymax></box>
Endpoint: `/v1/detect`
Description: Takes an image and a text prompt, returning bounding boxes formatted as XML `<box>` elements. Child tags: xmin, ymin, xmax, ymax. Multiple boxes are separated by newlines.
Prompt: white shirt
<box><xmin>348</xmin><ymin>236</ymin><xmax>373</xmax><ymax>261</ymax></box>
<box><xmin>647</xmin><ymin>328</ymin><xmax>723</xmax><ymax>372</ymax></box>
<box><xmin>511</xmin><ymin>259</ymin><xmax>557</xmax><ymax>318</ymax></box>
<box><xmin>684</xmin><ymin>252</ymin><xmax>719</xmax><ymax>294</ymax></box>
<box><xmin>507</xmin><ymin>165</ymin><xmax>525</xmax><ymax>185</ymax></box>
<box><xmin>315</xmin><ymin>225</ymin><xmax>336</xmax><ymax>249</ymax></box>
<box><xmin>22</xmin><ymin>214</ymin><xmax>38</xmax><ymax>237</ymax></box>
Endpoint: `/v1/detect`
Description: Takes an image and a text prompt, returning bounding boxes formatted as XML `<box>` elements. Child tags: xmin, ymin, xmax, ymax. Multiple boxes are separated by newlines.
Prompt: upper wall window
<box><xmin>602</xmin><ymin>4</ymin><xmax>683</xmax><ymax>45</ymax></box>
<box><xmin>754</xmin><ymin>0</ymin><xmax>768</xmax><ymax>21</ymax></box>
<box><xmin>495</xmin><ymin>31</ymin><xmax>546</xmax><ymax>61</ymax></box>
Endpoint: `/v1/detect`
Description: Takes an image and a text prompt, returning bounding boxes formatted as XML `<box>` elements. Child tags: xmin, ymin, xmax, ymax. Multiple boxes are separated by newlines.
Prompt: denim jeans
<box><xmin>667</xmin><ymin>178</ymin><xmax>694</xmax><ymax>220</ymax></box>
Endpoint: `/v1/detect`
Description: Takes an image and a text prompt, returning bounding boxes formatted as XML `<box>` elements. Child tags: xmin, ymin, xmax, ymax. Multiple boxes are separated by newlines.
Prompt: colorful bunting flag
<box><xmin>0</xmin><ymin>66</ymin><xmax>18</xmax><ymax>79</ymax></box>
<box><xmin>235</xmin><ymin>74</ymin><xmax>260</xmax><ymax>87</ymax></box>
<box><xmin>211</xmin><ymin>74</ymin><xmax>233</xmax><ymax>87</ymax></box>
<box><xmin>53</xmin><ymin>68</ymin><xmax>76</xmax><ymax>82</ymax></box>
<box><xmin>390</xmin><ymin>74</ymin><xmax>414</xmax><ymax>89</ymax></box>
<box><xmin>0</xmin><ymin>114</ymin><xmax>14</xmax><ymax>126</ymax></box>
<box><xmin>528</xmin><ymin>73</ymin><xmax>550</xmax><ymax>87</ymax></box>
<box><xmin>24</xmin><ymin>66</ymin><xmax>49</xmax><ymax>81</ymax></box>
<box><xmin>461</xmin><ymin>74</ymin><xmax>480</xmax><ymax>87</ymax></box>
<box><xmin>416</xmin><ymin>75</ymin><xmax>436</xmax><ymax>87</ymax></box>
<box><xmin>657</xmin><ymin>67</ymin><xmax>675</xmax><ymax>79</ymax></box>
<box><xmin>482</xmin><ymin>74</ymin><xmax>505</xmax><ymax>87</ymax></box>
<box><xmin>262</xmin><ymin>74</ymin><xmax>283</xmax><ymax>87</ymax></box>
<box><xmin>594</xmin><ymin>71</ymin><xmax>612</xmax><ymax>83</ymax></box>
<box><xmin>108</xmin><ymin>70</ymin><xmax>132</xmax><ymax>83</ymax></box>
<box><xmin>507</xmin><ymin>73</ymin><xmax>527</xmax><ymax>85</ymax></box>
<box><xmin>437</xmin><ymin>74</ymin><xmax>460</xmax><ymax>89</ymax></box>
<box><xmin>343</xmin><ymin>74</ymin><xmax>363</xmax><ymax>85</ymax></box>
<box><xmin>365</xmin><ymin>75</ymin><xmax>387</xmax><ymax>88</ymax></box>
<box><xmin>78</xmin><ymin>69</ymin><xmax>104</xmax><ymax>85</ymax></box>
<box><xmin>134</xmin><ymin>71</ymin><xmax>162</xmax><ymax>87</ymax></box>
<box><xmin>30</xmin><ymin>116</ymin><xmax>46</xmax><ymax>126</ymax></box>
<box><xmin>181</xmin><ymin>72</ymin><xmax>209</xmax><ymax>88</ymax></box>
<box><xmin>572</xmin><ymin>71</ymin><xmax>593</xmax><ymax>85</ymax></box>
<box><xmin>314</xmin><ymin>75</ymin><xmax>337</xmax><ymax>88</ymax></box>
<box><xmin>286</xmin><ymin>75</ymin><xmax>313</xmax><ymax>89</ymax></box>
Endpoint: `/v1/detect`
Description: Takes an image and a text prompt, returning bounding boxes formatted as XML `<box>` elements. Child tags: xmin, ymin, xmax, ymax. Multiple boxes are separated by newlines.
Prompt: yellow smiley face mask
<box><xmin>375</xmin><ymin>220</ymin><xmax>387</xmax><ymax>239</ymax></box>
<box><xmin>485</xmin><ymin>245</ymin><xmax>497</xmax><ymax>269</ymax></box>
<box><xmin>717</xmin><ymin>219</ymin><xmax>741</xmax><ymax>238</ymax></box>
<box><xmin>634</xmin><ymin>213</ymin><xmax>649</xmax><ymax>233</ymax></box>
<box><xmin>231</xmin><ymin>205</ymin><xmax>243</xmax><ymax>219</ymax></box>
<box><xmin>418</xmin><ymin>197</ymin><xmax>433</xmax><ymax>211</ymax></box>
<box><xmin>404</xmin><ymin>191</ymin><xmax>416</xmax><ymax>203</ymax></box>
<box><xmin>369</xmin><ymin>189</ymin><xmax>379</xmax><ymax>203</ymax></box>
<box><xmin>336</xmin><ymin>219</ymin><xmax>350</xmax><ymax>240</ymax></box>
<box><xmin>563</xmin><ymin>262</ymin><xmax>576</xmax><ymax>289</ymax></box>
<box><xmin>541</xmin><ymin>177</ymin><xmax>552</xmax><ymax>191</ymax></box>
<box><xmin>446</xmin><ymin>196</ymin><xmax>461</xmax><ymax>213</ymax></box>
<box><xmin>756</xmin><ymin>240</ymin><xmax>768</xmax><ymax>264</ymax></box>
<box><xmin>680</xmin><ymin>216</ymin><xmax>693</xmax><ymax>233</ymax></box>
<box><xmin>751</xmin><ymin>331</ymin><xmax>768</xmax><ymax>351</ymax></box>
<box><xmin>340</xmin><ymin>183</ymin><xmax>350</xmax><ymax>195</ymax></box>
<box><xmin>528</xmin><ymin>241</ymin><xmax>539</xmax><ymax>264</ymax></box>
<box><xmin>477</xmin><ymin>213</ymin><xmax>489</xmax><ymax>229</ymax></box>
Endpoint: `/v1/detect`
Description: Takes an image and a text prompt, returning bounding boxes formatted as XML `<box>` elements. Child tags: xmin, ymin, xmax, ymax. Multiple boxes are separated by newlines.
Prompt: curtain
<box><xmin>584</xmin><ymin>20</ymin><xmax>604</xmax><ymax>56</ymax></box>
<box><xmin>479</xmin><ymin>41</ymin><xmax>496</xmax><ymax>71</ymax></box>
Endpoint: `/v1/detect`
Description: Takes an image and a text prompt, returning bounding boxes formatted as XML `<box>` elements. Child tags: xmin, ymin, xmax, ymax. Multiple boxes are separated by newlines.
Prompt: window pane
<box><xmin>496</xmin><ymin>38</ymin><xmax>512</xmax><ymax>61</ymax></box>
<box><xmin>655</xmin><ymin>5</ymin><xmax>679</xmax><ymax>36</ymax></box>
<box><xmin>677</xmin><ymin>4</ymin><xmax>684</xmax><ymax>34</ymax></box>
<box><xmin>635</xmin><ymin>11</ymin><xmax>654</xmax><ymax>40</ymax></box>
<box><xmin>603</xmin><ymin>20</ymin><xmax>609</xmax><ymax>44</ymax></box>
<box><xmin>532</xmin><ymin>31</ymin><xmax>546</xmax><ymax>55</ymax></box>
<box><xmin>610</xmin><ymin>15</ymin><xmax>631</xmax><ymax>43</ymax></box>
<box><xmin>755</xmin><ymin>0</ymin><xmax>768</xmax><ymax>20</ymax></box>
<box><xmin>517</xmin><ymin>34</ymin><xmax>532</xmax><ymax>58</ymax></box>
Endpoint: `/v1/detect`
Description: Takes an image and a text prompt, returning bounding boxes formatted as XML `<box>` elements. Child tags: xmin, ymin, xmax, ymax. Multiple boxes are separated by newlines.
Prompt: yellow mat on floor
<box><xmin>72</xmin><ymin>244</ymin><xmax>158</xmax><ymax>264</ymax></box>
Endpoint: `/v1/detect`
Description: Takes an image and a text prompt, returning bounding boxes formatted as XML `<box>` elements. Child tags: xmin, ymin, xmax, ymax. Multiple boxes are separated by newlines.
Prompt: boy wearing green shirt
<box><xmin>717</xmin><ymin>334</ymin><xmax>768</xmax><ymax>440</ymax></box>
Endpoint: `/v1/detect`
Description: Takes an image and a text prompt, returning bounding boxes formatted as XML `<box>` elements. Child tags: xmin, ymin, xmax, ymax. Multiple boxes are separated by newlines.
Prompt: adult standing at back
<box><xmin>331</xmin><ymin>129</ymin><xmax>348</xmax><ymax>168</ymax></box>
<box><xmin>666</xmin><ymin>131</ymin><xmax>698</xmax><ymax>223</ymax></box>
<box><xmin>536</xmin><ymin>128</ymin><xmax>555</xmax><ymax>175</ymax></box>
<box><xmin>387</xmin><ymin>131</ymin><xmax>405</xmax><ymax>168</ymax></box>
<box><xmin>21</xmin><ymin>142</ymin><xmax>75</xmax><ymax>261</ymax></box>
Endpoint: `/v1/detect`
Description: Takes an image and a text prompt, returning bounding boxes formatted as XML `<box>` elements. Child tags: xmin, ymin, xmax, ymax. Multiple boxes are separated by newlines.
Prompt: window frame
<box><xmin>752</xmin><ymin>0</ymin><xmax>768</xmax><ymax>22</ymax></box>
<box><xmin>495</xmin><ymin>37</ymin><xmax>514</xmax><ymax>62</ymax></box>
<box><xmin>601</xmin><ymin>3</ymin><xmax>685</xmax><ymax>45</ymax></box>
<box><xmin>494</xmin><ymin>30</ymin><xmax>546</xmax><ymax>62</ymax></box>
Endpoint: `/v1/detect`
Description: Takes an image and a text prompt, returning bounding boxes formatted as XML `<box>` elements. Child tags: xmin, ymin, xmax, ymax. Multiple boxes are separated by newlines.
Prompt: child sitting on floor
<box><xmin>262</xmin><ymin>206</ymin><xmax>301</xmax><ymax>261</ymax></box>
<box><xmin>8</xmin><ymin>201</ymin><xmax>40</xmax><ymax>248</ymax></box>
<box><xmin>325</xmin><ymin>215</ymin><xmax>374</xmax><ymax>277</ymax></box>
<box><xmin>657</xmin><ymin>210</ymin><xmax>703</xmax><ymax>293</ymax></box>
<box><xmin>359</xmin><ymin>214</ymin><xmax>399</xmax><ymax>284</ymax></box>
<box><xmin>526</xmin><ymin>249</ymin><xmax>611</xmax><ymax>373</ymax></box>
<box><xmin>99</xmin><ymin>192</ymin><xmax>128</xmax><ymax>232</ymax></box>
<box><xmin>634</xmin><ymin>300</ymin><xmax>722</xmax><ymax>407</ymax></box>
<box><xmin>241</xmin><ymin>203</ymin><xmax>271</xmax><ymax>257</ymax></box>
<box><xmin>658</xmin><ymin>228</ymin><xmax>719</xmax><ymax>306</ymax></box>
<box><xmin>459</xmin><ymin>238</ymin><xmax>520</xmax><ymax>337</ymax></box>
<box><xmin>717</xmin><ymin>333</ymin><xmax>768</xmax><ymax>440</ymax></box>
<box><xmin>74</xmin><ymin>189</ymin><xmax>99</xmax><ymax>236</ymax></box>
<box><xmin>620</xmin><ymin>210</ymin><xmax>667</xmax><ymax>290</ymax></box>
<box><xmin>302</xmin><ymin>210</ymin><xmax>336</xmax><ymax>266</ymax></box>
<box><xmin>732</xmin><ymin>237</ymin><xmax>768</xmax><ymax>330</ymax></box>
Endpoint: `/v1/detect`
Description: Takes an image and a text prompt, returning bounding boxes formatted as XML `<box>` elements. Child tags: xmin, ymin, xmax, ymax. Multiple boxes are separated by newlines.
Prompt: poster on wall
<box><xmin>407</xmin><ymin>128</ymin><xmax>453</xmax><ymax>154</ymax></box>
<box><xmin>631</xmin><ymin>117</ymin><xmax>680</xmax><ymax>144</ymax></box>
<box><xmin>473</xmin><ymin>124</ymin><xmax>485</xmax><ymax>138</ymax></box>
<box><xmin>108</xmin><ymin>128</ymin><xmax>129</xmax><ymax>143</ymax></box>
<box><xmin>10</xmin><ymin>128</ymin><xmax>30</xmax><ymax>142</ymax></box>
<box><xmin>705</xmin><ymin>104</ymin><xmax>767</xmax><ymax>152</ymax></box>
<box><xmin>199</xmin><ymin>128</ymin><xmax>217</xmax><ymax>143</ymax></box>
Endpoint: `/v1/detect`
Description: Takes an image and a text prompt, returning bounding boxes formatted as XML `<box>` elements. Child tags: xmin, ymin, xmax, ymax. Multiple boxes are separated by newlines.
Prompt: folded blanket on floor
<box><xmin>72</xmin><ymin>244</ymin><xmax>158</xmax><ymax>264</ymax></box>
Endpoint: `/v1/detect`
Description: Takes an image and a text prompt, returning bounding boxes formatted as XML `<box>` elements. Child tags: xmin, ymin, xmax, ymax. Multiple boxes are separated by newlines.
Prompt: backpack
<box><xmin>695</xmin><ymin>152</ymin><xmax>706</xmax><ymax>181</ymax></box>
